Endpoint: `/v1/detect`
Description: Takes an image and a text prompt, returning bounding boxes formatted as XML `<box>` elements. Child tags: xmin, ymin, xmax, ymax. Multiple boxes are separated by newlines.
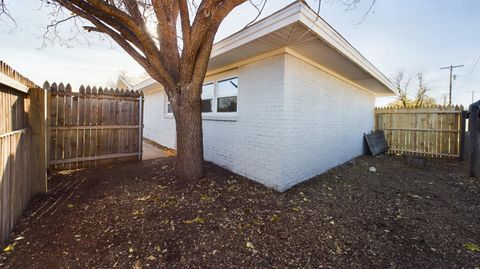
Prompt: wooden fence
<box><xmin>1</xmin><ymin>62</ymin><xmax>47</xmax><ymax>247</ymax></box>
<box><xmin>375</xmin><ymin>105</ymin><xmax>465</xmax><ymax>158</ymax></box>
<box><xmin>45</xmin><ymin>82</ymin><xmax>144</xmax><ymax>170</ymax></box>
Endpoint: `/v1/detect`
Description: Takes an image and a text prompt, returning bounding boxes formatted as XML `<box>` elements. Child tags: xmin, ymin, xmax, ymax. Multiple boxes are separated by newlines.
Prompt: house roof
<box><xmin>117</xmin><ymin>74</ymin><xmax>149</xmax><ymax>90</ymax></box>
<box><xmin>135</xmin><ymin>1</ymin><xmax>396</xmax><ymax>96</ymax></box>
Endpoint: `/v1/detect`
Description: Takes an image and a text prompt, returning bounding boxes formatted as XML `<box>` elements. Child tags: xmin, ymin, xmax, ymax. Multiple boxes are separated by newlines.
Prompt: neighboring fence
<box><xmin>0</xmin><ymin>62</ymin><xmax>47</xmax><ymax>247</ymax></box>
<box><xmin>374</xmin><ymin>105</ymin><xmax>465</xmax><ymax>158</ymax></box>
<box><xmin>45</xmin><ymin>82</ymin><xmax>144</xmax><ymax>170</ymax></box>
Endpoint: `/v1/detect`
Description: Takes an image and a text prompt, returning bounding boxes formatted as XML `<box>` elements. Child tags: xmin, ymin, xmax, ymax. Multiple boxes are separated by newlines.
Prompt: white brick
<box><xmin>143</xmin><ymin>53</ymin><xmax>375</xmax><ymax>191</ymax></box>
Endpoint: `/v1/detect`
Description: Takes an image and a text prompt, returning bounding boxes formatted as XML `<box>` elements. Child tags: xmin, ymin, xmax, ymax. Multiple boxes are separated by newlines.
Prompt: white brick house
<box><xmin>135</xmin><ymin>2</ymin><xmax>396</xmax><ymax>191</ymax></box>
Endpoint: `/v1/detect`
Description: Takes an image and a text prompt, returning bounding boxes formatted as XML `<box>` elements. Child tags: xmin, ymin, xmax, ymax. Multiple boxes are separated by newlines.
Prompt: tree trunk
<box><xmin>173</xmin><ymin>88</ymin><xmax>204</xmax><ymax>182</ymax></box>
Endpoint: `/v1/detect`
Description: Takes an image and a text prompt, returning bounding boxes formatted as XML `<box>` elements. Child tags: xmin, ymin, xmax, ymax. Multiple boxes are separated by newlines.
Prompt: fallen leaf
<box><xmin>129</xmin><ymin>247</ymin><xmax>134</xmax><ymax>253</ymax></box>
<box><xmin>132</xmin><ymin>209</ymin><xmax>145</xmax><ymax>216</ymax></box>
<box><xmin>133</xmin><ymin>260</ymin><xmax>142</xmax><ymax>269</ymax></box>
<box><xmin>146</xmin><ymin>255</ymin><xmax>156</xmax><ymax>261</ymax></box>
<box><xmin>270</xmin><ymin>215</ymin><xmax>280</xmax><ymax>222</ymax></box>
<box><xmin>160</xmin><ymin>197</ymin><xmax>177</xmax><ymax>208</ymax></box>
<box><xmin>154</xmin><ymin>245</ymin><xmax>161</xmax><ymax>252</ymax></box>
<box><xmin>464</xmin><ymin>243</ymin><xmax>480</xmax><ymax>252</ymax></box>
<box><xmin>3</xmin><ymin>244</ymin><xmax>14</xmax><ymax>252</ymax></box>
<box><xmin>200</xmin><ymin>194</ymin><xmax>213</xmax><ymax>202</ymax></box>
<box><xmin>184</xmin><ymin>216</ymin><xmax>205</xmax><ymax>224</ymax></box>
<box><xmin>246</xmin><ymin>242</ymin><xmax>254</xmax><ymax>249</ymax></box>
<box><xmin>136</xmin><ymin>195</ymin><xmax>151</xmax><ymax>201</ymax></box>
<box><xmin>292</xmin><ymin>207</ymin><xmax>301</xmax><ymax>212</ymax></box>
<box><xmin>67</xmin><ymin>204</ymin><xmax>74</xmax><ymax>209</ymax></box>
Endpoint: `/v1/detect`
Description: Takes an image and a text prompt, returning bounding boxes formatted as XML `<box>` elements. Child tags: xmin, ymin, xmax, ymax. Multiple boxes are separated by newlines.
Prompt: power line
<box><xmin>440</xmin><ymin>64</ymin><xmax>464</xmax><ymax>105</ymax></box>
<box><xmin>461</xmin><ymin>53</ymin><xmax>480</xmax><ymax>91</ymax></box>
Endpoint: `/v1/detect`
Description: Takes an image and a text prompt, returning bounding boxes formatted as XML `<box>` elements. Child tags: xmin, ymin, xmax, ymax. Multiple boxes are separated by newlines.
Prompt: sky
<box><xmin>1</xmin><ymin>0</ymin><xmax>479</xmax><ymax>107</ymax></box>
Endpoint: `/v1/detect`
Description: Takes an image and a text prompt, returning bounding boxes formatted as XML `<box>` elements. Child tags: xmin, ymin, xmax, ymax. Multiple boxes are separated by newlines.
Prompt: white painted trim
<box><xmin>206</xmin><ymin>48</ymin><xmax>285</xmax><ymax>77</ymax></box>
<box><xmin>211</xmin><ymin>3</ymin><xmax>302</xmax><ymax>58</ymax></box>
<box><xmin>284</xmin><ymin>49</ymin><xmax>377</xmax><ymax>96</ymax></box>
<box><xmin>298</xmin><ymin>5</ymin><xmax>396</xmax><ymax>94</ymax></box>
<box><xmin>0</xmin><ymin>73</ymin><xmax>29</xmax><ymax>93</ymax></box>
<box><xmin>134</xmin><ymin>77</ymin><xmax>159</xmax><ymax>92</ymax></box>
<box><xmin>139</xmin><ymin>48</ymin><xmax>391</xmax><ymax>97</ymax></box>
<box><xmin>132</xmin><ymin>2</ymin><xmax>396</xmax><ymax>96</ymax></box>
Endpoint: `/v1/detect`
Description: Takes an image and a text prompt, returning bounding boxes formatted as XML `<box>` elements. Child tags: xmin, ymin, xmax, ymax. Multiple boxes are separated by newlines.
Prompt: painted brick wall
<box><xmin>143</xmin><ymin>88</ymin><xmax>176</xmax><ymax>149</ymax></box>
<box><xmin>141</xmin><ymin>53</ymin><xmax>375</xmax><ymax>191</ymax></box>
<box><xmin>203</xmin><ymin>54</ymin><xmax>286</xmax><ymax>189</ymax></box>
<box><xmin>279</xmin><ymin>54</ymin><xmax>375</xmax><ymax>190</ymax></box>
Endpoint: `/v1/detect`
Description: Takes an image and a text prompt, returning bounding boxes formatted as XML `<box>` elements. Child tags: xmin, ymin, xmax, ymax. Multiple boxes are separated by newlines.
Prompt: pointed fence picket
<box><xmin>374</xmin><ymin>105</ymin><xmax>466</xmax><ymax>158</ymax></box>
<box><xmin>44</xmin><ymin>82</ymin><xmax>144</xmax><ymax>170</ymax></box>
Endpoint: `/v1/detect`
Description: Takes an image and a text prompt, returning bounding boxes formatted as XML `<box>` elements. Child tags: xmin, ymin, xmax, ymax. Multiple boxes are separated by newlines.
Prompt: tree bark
<box><xmin>172</xmin><ymin>85</ymin><xmax>204</xmax><ymax>182</ymax></box>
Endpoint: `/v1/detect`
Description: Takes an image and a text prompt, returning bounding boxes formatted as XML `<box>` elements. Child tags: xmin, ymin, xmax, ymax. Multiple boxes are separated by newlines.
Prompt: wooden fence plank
<box><xmin>46</xmin><ymin>83</ymin><xmax>143</xmax><ymax>169</ymax></box>
<box><xmin>1</xmin><ymin>62</ymin><xmax>46</xmax><ymax>247</ymax></box>
<box><xmin>375</xmin><ymin>106</ymin><xmax>465</xmax><ymax>158</ymax></box>
<box><xmin>78</xmin><ymin>86</ymin><xmax>85</xmax><ymax>169</ymax></box>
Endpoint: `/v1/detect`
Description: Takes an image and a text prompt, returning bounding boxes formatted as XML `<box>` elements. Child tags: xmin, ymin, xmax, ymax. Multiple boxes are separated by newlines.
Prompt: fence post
<box><xmin>138</xmin><ymin>93</ymin><xmax>144</xmax><ymax>161</ymax></box>
<box><xmin>469</xmin><ymin>101</ymin><xmax>480</xmax><ymax>177</ymax></box>
<box><xmin>27</xmin><ymin>87</ymin><xmax>47</xmax><ymax>193</ymax></box>
<box><xmin>459</xmin><ymin>110</ymin><xmax>467</xmax><ymax>161</ymax></box>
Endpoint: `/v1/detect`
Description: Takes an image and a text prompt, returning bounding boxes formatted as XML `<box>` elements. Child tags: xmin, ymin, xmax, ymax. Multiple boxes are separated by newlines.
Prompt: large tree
<box><xmin>1</xmin><ymin>0</ymin><xmax>373</xmax><ymax>183</ymax></box>
<box><xmin>46</xmin><ymin>0</ymin><xmax>248</xmax><ymax>182</ymax></box>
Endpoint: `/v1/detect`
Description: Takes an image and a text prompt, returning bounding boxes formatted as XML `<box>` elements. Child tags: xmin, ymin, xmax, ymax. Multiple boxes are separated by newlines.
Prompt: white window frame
<box><xmin>201</xmin><ymin>82</ymin><xmax>215</xmax><ymax>114</ymax></box>
<box><xmin>165</xmin><ymin>97</ymin><xmax>173</xmax><ymax>116</ymax></box>
<box><xmin>164</xmin><ymin>75</ymin><xmax>238</xmax><ymax>120</ymax></box>
<box><xmin>214</xmin><ymin>76</ymin><xmax>238</xmax><ymax>114</ymax></box>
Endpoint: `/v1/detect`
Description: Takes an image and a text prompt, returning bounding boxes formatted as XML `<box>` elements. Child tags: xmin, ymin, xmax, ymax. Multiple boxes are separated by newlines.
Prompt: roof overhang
<box><xmin>136</xmin><ymin>1</ymin><xmax>396</xmax><ymax>96</ymax></box>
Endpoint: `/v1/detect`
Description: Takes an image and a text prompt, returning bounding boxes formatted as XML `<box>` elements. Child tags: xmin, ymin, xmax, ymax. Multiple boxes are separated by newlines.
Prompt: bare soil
<box><xmin>1</xmin><ymin>156</ymin><xmax>479</xmax><ymax>268</ymax></box>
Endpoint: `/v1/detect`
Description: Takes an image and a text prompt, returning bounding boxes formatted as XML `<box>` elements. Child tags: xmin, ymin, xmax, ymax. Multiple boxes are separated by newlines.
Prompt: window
<box><xmin>217</xmin><ymin>77</ymin><xmax>238</xmax><ymax>113</ymax></box>
<box><xmin>201</xmin><ymin>83</ymin><xmax>214</xmax><ymax>113</ymax></box>
<box><xmin>164</xmin><ymin>76</ymin><xmax>238</xmax><ymax>117</ymax></box>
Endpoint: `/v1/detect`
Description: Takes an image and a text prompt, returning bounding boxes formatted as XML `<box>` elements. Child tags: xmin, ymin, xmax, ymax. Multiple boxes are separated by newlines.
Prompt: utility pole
<box><xmin>440</xmin><ymin>64</ymin><xmax>464</xmax><ymax>105</ymax></box>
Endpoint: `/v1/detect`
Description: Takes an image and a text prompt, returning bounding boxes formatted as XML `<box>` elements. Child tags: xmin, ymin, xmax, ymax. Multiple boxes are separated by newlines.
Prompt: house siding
<box><xmin>279</xmin><ymin>54</ymin><xmax>375</xmax><ymax>190</ymax></box>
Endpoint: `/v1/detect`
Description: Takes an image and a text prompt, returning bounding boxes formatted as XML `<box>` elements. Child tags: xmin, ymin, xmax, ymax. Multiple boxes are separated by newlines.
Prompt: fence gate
<box><xmin>375</xmin><ymin>105</ymin><xmax>465</xmax><ymax>158</ymax></box>
<box><xmin>45</xmin><ymin>82</ymin><xmax>144</xmax><ymax>170</ymax></box>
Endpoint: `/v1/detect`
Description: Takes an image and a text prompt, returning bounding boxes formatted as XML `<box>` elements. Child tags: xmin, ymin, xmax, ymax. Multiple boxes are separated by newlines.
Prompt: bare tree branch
<box><xmin>391</xmin><ymin>71</ymin><xmax>436</xmax><ymax>108</ymax></box>
<box><xmin>0</xmin><ymin>0</ymin><xmax>16</xmax><ymax>25</ymax></box>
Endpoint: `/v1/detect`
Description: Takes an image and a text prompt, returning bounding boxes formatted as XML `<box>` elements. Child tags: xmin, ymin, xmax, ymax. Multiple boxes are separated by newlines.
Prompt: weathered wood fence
<box><xmin>1</xmin><ymin>62</ymin><xmax>47</xmax><ymax>247</ymax></box>
<box><xmin>468</xmin><ymin>100</ymin><xmax>480</xmax><ymax>177</ymax></box>
<box><xmin>45</xmin><ymin>82</ymin><xmax>144</xmax><ymax>170</ymax></box>
<box><xmin>375</xmin><ymin>105</ymin><xmax>465</xmax><ymax>158</ymax></box>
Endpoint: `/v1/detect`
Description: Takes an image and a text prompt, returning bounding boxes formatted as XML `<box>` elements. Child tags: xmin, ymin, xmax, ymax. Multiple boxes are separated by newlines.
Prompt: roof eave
<box><xmin>133</xmin><ymin>1</ymin><xmax>397</xmax><ymax>96</ymax></box>
<box><xmin>297</xmin><ymin>4</ymin><xmax>396</xmax><ymax>95</ymax></box>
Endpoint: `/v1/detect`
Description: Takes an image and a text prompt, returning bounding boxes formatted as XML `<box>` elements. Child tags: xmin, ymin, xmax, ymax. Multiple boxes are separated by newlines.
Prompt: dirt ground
<box><xmin>1</xmin><ymin>155</ymin><xmax>479</xmax><ymax>268</ymax></box>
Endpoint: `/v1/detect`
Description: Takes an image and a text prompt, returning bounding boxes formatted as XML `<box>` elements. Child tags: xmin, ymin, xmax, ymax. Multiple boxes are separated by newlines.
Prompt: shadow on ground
<box><xmin>1</xmin><ymin>156</ymin><xmax>479</xmax><ymax>268</ymax></box>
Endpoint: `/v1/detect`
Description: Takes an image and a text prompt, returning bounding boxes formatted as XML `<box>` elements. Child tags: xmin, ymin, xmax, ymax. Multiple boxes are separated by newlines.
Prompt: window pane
<box><xmin>202</xmin><ymin>99</ymin><xmax>212</xmax><ymax>113</ymax></box>
<box><xmin>167</xmin><ymin>102</ymin><xmax>172</xmax><ymax>113</ymax></box>
<box><xmin>202</xmin><ymin>83</ymin><xmax>214</xmax><ymax>100</ymax></box>
<box><xmin>217</xmin><ymin>77</ymin><xmax>238</xmax><ymax>98</ymax></box>
<box><xmin>217</xmin><ymin>96</ymin><xmax>237</xmax><ymax>112</ymax></box>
